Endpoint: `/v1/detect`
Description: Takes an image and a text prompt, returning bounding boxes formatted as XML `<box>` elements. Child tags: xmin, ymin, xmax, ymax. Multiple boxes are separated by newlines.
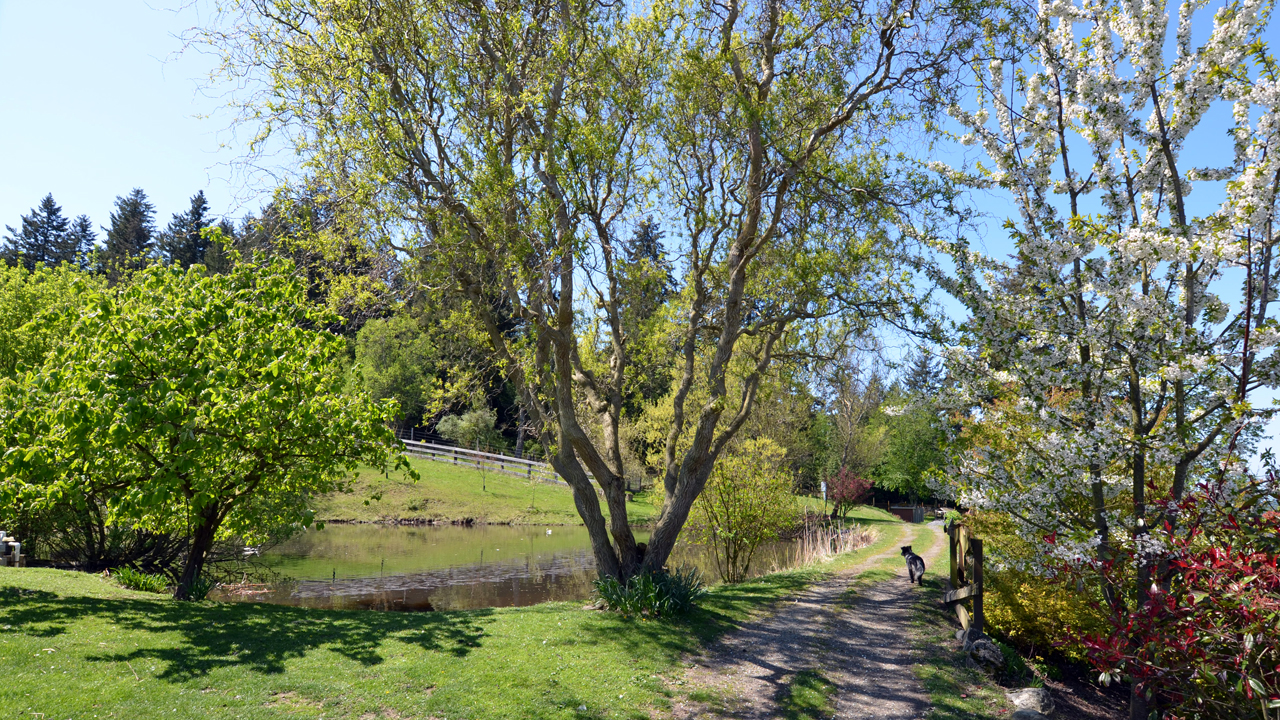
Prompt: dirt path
<box><xmin>671</xmin><ymin>522</ymin><xmax>947</xmax><ymax>719</ymax></box>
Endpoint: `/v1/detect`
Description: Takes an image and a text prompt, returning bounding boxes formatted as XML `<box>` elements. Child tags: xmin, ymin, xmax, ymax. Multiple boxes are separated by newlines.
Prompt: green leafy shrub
<box><xmin>113</xmin><ymin>567</ymin><xmax>169</xmax><ymax>594</ymax></box>
<box><xmin>180</xmin><ymin>575</ymin><xmax>216</xmax><ymax>601</ymax></box>
<box><xmin>993</xmin><ymin>638</ymin><xmax>1038</xmax><ymax>686</ymax></box>
<box><xmin>594</xmin><ymin>567</ymin><xmax>707</xmax><ymax>618</ymax></box>
<box><xmin>966</xmin><ymin>511</ymin><xmax>1109</xmax><ymax>662</ymax></box>
<box><xmin>686</xmin><ymin>438</ymin><xmax>798</xmax><ymax>583</ymax></box>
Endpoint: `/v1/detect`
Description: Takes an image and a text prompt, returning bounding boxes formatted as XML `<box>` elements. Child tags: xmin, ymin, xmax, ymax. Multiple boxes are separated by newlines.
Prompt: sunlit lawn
<box><xmin>320</xmin><ymin>456</ymin><xmax>898</xmax><ymax>530</ymax></box>
<box><xmin>0</xmin><ymin>508</ymin><xmax>909</xmax><ymax>719</ymax></box>
<box><xmin>3</xmin><ymin>564</ymin><xmax>820</xmax><ymax>720</ymax></box>
<box><xmin>318</xmin><ymin>456</ymin><xmax>659</xmax><ymax>526</ymax></box>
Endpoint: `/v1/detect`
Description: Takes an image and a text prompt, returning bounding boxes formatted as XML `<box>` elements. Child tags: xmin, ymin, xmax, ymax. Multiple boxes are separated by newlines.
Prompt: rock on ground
<box><xmin>1007</xmin><ymin>687</ymin><xmax>1055</xmax><ymax>715</ymax></box>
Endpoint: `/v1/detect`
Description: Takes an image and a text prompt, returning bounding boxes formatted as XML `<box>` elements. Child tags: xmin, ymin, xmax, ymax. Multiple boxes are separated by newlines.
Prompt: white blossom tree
<box><xmin>933</xmin><ymin>1</ymin><xmax>1279</xmax><ymax>714</ymax></box>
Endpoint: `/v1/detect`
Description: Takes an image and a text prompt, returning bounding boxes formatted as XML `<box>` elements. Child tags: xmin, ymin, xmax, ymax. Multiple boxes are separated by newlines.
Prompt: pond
<box><xmin>209</xmin><ymin>523</ymin><xmax>802</xmax><ymax>611</ymax></box>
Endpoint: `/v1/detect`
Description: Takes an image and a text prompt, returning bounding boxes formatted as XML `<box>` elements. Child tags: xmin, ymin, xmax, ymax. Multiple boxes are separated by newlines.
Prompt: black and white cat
<box><xmin>901</xmin><ymin>545</ymin><xmax>926</xmax><ymax>585</ymax></box>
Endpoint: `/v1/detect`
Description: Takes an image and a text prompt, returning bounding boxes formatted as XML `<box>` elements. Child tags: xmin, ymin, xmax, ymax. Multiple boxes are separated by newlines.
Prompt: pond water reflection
<box><xmin>210</xmin><ymin>523</ymin><xmax>800</xmax><ymax>611</ymax></box>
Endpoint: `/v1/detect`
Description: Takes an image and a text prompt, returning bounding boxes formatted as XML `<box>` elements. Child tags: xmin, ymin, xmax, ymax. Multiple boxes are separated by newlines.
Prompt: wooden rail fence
<box><xmin>944</xmin><ymin>523</ymin><xmax>984</xmax><ymax>636</ymax></box>
<box><xmin>398</xmin><ymin>439</ymin><xmax>565</xmax><ymax>486</ymax></box>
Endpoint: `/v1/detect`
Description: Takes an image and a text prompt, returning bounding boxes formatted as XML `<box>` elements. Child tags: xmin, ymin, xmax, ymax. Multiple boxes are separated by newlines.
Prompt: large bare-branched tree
<box><xmin>202</xmin><ymin>0</ymin><xmax>981</xmax><ymax>579</ymax></box>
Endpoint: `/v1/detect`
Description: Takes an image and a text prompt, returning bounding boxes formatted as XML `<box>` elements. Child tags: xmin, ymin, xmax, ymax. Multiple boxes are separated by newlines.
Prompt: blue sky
<box><xmin>0</xmin><ymin>1</ymin><xmax>265</xmax><ymax>235</ymax></box>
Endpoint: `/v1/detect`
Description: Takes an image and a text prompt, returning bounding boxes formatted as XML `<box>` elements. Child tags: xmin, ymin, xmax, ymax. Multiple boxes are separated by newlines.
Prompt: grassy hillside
<box><xmin>317</xmin><ymin>456</ymin><xmax>901</xmax><ymax>529</ymax></box>
<box><xmin>317</xmin><ymin>456</ymin><xmax>661</xmax><ymax>525</ymax></box>
<box><xmin>0</xmin><ymin>525</ymin><xmax>912</xmax><ymax>720</ymax></box>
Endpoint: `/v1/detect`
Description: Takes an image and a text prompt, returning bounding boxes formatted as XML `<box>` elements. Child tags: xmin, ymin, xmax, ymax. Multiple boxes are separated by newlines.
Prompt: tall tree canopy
<box><xmin>2</xmin><ymin>194</ymin><xmax>86</xmax><ymax>270</ymax></box>
<box><xmin>935</xmin><ymin>1</ymin><xmax>1279</xmax><ymax>715</ymax></box>
<box><xmin>0</xmin><ymin>260</ymin><xmax>407</xmax><ymax>597</ymax></box>
<box><xmin>204</xmin><ymin>0</ymin><xmax>984</xmax><ymax>580</ymax></box>
<box><xmin>101</xmin><ymin>188</ymin><xmax>156</xmax><ymax>284</ymax></box>
<box><xmin>159</xmin><ymin>191</ymin><xmax>214</xmax><ymax>269</ymax></box>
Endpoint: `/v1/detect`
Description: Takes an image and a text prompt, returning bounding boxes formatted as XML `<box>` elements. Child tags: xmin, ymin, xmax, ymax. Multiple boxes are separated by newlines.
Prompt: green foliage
<box><xmin>968</xmin><ymin>512</ymin><xmax>1110</xmax><ymax>662</ymax></box>
<box><xmin>2</xmin><ymin>194</ymin><xmax>94</xmax><ymax>270</ymax></box>
<box><xmin>0</xmin><ymin>264</ymin><xmax>104</xmax><ymax>551</ymax></box>
<box><xmin>875</xmin><ymin>402</ymin><xmax>947</xmax><ymax>502</ymax></box>
<box><xmin>436</xmin><ymin>406</ymin><xmax>505</xmax><ymax>451</ymax></box>
<box><xmin>0</xmin><ymin>259</ymin><xmax>409</xmax><ymax>596</ymax></box>
<box><xmin>0</xmin><ymin>263</ymin><xmax>98</xmax><ymax>380</ymax></box>
<box><xmin>157</xmin><ymin>191</ymin><xmax>213</xmax><ymax>269</ymax></box>
<box><xmin>687</xmin><ymin>438</ymin><xmax>799</xmax><ymax>583</ymax></box>
<box><xmin>181</xmin><ymin>575</ymin><xmax>216</xmax><ymax>601</ymax></box>
<box><xmin>113</xmin><ymin>567</ymin><xmax>169</xmax><ymax>594</ymax></box>
<box><xmin>593</xmin><ymin>567</ymin><xmax>708</xmax><ymax>618</ymax></box>
<box><xmin>351</xmin><ymin>314</ymin><xmax>442</xmax><ymax>429</ymax></box>
<box><xmin>202</xmin><ymin>0</ymin><xmax>975</xmax><ymax>582</ymax></box>
<box><xmin>993</xmin><ymin>638</ymin><xmax>1037</xmax><ymax>686</ymax></box>
<box><xmin>100</xmin><ymin>187</ymin><xmax>155</xmax><ymax>285</ymax></box>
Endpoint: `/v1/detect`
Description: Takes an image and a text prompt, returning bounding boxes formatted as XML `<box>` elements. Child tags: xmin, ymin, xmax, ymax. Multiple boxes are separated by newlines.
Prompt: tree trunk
<box><xmin>515</xmin><ymin>405</ymin><xmax>526</xmax><ymax>458</ymax></box>
<box><xmin>643</xmin><ymin>452</ymin><xmax>715</xmax><ymax>575</ymax></box>
<box><xmin>175</xmin><ymin>504</ymin><xmax>221</xmax><ymax>600</ymax></box>
<box><xmin>550</xmin><ymin>451</ymin><xmax>622</xmax><ymax>579</ymax></box>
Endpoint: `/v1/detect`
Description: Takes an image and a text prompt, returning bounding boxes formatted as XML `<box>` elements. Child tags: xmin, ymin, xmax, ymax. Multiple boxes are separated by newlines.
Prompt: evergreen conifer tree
<box><xmin>159</xmin><ymin>191</ymin><xmax>213</xmax><ymax>268</ymax></box>
<box><xmin>102</xmin><ymin>188</ymin><xmax>155</xmax><ymax>284</ymax></box>
<box><xmin>616</xmin><ymin>217</ymin><xmax>676</xmax><ymax>410</ymax></box>
<box><xmin>3</xmin><ymin>194</ymin><xmax>70</xmax><ymax>270</ymax></box>
<box><xmin>58</xmin><ymin>215</ymin><xmax>97</xmax><ymax>269</ymax></box>
<box><xmin>202</xmin><ymin>219</ymin><xmax>238</xmax><ymax>274</ymax></box>
<box><xmin>903</xmin><ymin>352</ymin><xmax>940</xmax><ymax>397</ymax></box>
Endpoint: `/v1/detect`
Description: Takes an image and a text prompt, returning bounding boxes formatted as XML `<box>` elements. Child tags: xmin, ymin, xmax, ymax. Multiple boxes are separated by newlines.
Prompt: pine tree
<box><xmin>902</xmin><ymin>351</ymin><xmax>940</xmax><ymax>397</ymax></box>
<box><xmin>202</xmin><ymin>219</ymin><xmax>238</xmax><ymax>274</ymax></box>
<box><xmin>616</xmin><ymin>217</ymin><xmax>676</xmax><ymax>411</ymax></box>
<box><xmin>3</xmin><ymin>194</ymin><xmax>70</xmax><ymax>270</ymax></box>
<box><xmin>102</xmin><ymin>188</ymin><xmax>155</xmax><ymax>284</ymax></box>
<box><xmin>158</xmin><ymin>191</ymin><xmax>213</xmax><ymax>269</ymax></box>
<box><xmin>57</xmin><ymin>215</ymin><xmax>96</xmax><ymax>269</ymax></box>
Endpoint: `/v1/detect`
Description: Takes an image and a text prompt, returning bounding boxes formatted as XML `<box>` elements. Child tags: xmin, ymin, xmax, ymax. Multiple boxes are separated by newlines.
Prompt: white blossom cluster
<box><xmin>932</xmin><ymin>0</ymin><xmax>1279</xmax><ymax>575</ymax></box>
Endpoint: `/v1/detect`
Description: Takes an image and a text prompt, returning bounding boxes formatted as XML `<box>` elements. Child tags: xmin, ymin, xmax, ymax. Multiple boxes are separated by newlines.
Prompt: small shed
<box><xmin>889</xmin><ymin>505</ymin><xmax>925</xmax><ymax>523</ymax></box>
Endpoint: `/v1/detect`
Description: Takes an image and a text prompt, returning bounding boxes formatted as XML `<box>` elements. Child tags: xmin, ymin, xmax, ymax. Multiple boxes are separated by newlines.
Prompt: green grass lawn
<box><xmin>0</xmin><ymin>513</ymin><xmax>906</xmax><ymax>720</ymax></box>
<box><xmin>0</xmin><ymin>559</ymin><xmax>845</xmax><ymax>719</ymax></box>
<box><xmin>318</xmin><ymin>457</ymin><xmax>660</xmax><ymax>526</ymax></box>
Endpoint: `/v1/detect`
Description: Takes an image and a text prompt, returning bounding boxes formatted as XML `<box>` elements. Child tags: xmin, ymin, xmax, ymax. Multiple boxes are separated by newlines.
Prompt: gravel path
<box><xmin>671</xmin><ymin>522</ymin><xmax>947</xmax><ymax>719</ymax></box>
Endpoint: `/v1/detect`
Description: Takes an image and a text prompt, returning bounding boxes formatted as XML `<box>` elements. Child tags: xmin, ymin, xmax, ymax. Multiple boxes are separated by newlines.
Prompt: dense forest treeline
<box><xmin>0</xmin><ymin>183</ymin><xmax>948</xmax><ymax>592</ymax></box>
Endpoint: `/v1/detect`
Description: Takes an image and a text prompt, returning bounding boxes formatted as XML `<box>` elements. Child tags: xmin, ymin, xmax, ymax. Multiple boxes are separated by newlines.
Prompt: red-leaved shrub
<box><xmin>1068</xmin><ymin>477</ymin><xmax>1280</xmax><ymax>720</ymax></box>
<box><xmin>828</xmin><ymin>466</ymin><xmax>873</xmax><ymax>518</ymax></box>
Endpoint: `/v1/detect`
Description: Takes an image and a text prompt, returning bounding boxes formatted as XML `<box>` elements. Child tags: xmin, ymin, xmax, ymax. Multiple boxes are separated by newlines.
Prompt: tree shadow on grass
<box><xmin>574</xmin><ymin>570</ymin><xmax>818</xmax><ymax>661</ymax></box>
<box><xmin>0</xmin><ymin>585</ymin><xmax>492</xmax><ymax>681</ymax></box>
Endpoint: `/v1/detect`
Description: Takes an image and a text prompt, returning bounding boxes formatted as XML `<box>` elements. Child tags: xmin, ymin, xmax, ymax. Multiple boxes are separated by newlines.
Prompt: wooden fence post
<box><xmin>949</xmin><ymin>525</ymin><xmax>959</xmax><ymax>588</ymax></box>
<box><xmin>972</xmin><ymin>538</ymin><xmax>984</xmax><ymax>637</ymax></box>
<box><xmin>942</xmin><ymin>525</ymin><xmax>985</xmax><ymax>638</ymax></box>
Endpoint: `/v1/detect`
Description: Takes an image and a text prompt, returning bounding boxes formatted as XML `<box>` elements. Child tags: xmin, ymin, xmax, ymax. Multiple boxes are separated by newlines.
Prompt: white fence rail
<box><xmin>399</xmin><ymin>439</ymin><xmax>564</xmax><ymax>485</ymax></box>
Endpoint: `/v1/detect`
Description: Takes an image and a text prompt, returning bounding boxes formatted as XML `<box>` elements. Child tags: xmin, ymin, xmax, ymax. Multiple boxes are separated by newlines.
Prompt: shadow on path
<box><xmin>671</xmin><ymin>523</ymin><xmax>946</xmax><ymax>719</ymax></box>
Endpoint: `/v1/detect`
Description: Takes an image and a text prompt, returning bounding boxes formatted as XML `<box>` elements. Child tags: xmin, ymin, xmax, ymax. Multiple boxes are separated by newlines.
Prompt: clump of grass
<box><xmin>112</xmin><ymin>567</ymin><xmax>169</xmax><ymax>594</ymax></box>
<box><xmin>780</xmin><ymin>669</ymin><xmax>837</xmax><ymax>719</ymax></box>
<box><xmin>994</xmin><ymin>638</ymin><xmax>1038</xmax><ymax>686</ymax></box>
<box><xmin>181</xmin><ymin>575</ymin><xmax>216</xmax><ymax>601</ymax></box>
<box><xmin>795</xmin><ymin>522</ymin><xmax>875</xmax><ymax>566</ymax></box>
<box><xmin>593</xmin><ymin>567</ymin><xmax>707</xmax><ymax>618</ymax></box>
